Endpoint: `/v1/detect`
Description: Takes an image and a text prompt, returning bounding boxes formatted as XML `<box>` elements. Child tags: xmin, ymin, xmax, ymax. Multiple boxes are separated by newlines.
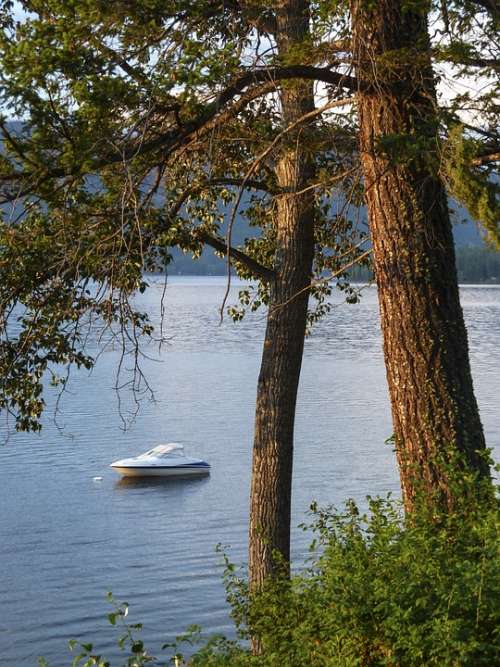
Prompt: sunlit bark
<box><xmin>350</xmin><ymin>0</ymin><xmax>489</xmax><ymax>511</ymax></box>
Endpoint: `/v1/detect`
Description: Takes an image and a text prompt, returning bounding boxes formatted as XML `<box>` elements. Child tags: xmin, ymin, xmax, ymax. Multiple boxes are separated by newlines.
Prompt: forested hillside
<box><xmin>2</xmin><ymin>123</ymin><xmax>496</xmax><ymax>283</ymax></box>
<box><xmin>0</xmin><ymin>121</ymin><xmax>500</xmax><ymax>284</ymax></box>
<box><xmin>169</xmin><ymin>214</ymin><xmax>499</xmax><ymax>283</ymax></box>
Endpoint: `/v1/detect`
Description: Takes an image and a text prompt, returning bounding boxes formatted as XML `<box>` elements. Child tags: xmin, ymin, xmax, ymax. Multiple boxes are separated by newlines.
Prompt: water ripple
<box><xmin>0</xmin><ymin>280</ymin><xmax>498</xmax><ymax>666</ymax></box>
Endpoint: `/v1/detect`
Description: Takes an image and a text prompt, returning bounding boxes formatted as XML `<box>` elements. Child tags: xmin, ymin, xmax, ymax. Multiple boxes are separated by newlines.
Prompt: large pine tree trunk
<box><xmin>248</xmin><ymin>0</ymin><xmax>315</xmax><ymax>592</ymax></box>
<box><xmin>350</xmin><ymin>0</ymin><xmax>489</xmax><ymax>511</ymax></box>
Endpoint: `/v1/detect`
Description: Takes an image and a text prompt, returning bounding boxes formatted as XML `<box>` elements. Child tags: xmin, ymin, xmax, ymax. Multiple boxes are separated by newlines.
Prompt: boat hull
<box><xmin>111</xmin><ymin>465</ymin><xmax>210</xmax><ymax>478</ymax></box>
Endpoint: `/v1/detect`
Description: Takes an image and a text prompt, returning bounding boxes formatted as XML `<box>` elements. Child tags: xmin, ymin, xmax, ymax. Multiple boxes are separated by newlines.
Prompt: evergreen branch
<box><xmin>459</xmin><ymin>57</ymin><xmax>499</xmax><ymax>69</ymax></box>
<box><xmin>0</xmin><ymin>119</ymin><xmax>36</xmax><ymax>165</ymax></box>
<box><xmin>434</xmin><ymin>50</ymin><xmax>500</xmax><ymax>69</ymax></box>
<box><xmin>461</xmin><ymin>123</ymin><xmax>499</xmax><ymax>141</ymax></box>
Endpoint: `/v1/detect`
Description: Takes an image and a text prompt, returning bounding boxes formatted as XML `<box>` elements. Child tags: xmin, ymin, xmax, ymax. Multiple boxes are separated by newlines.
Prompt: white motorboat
<box><xmin>110</xmin><ymin>443</ymin><xmax>210</xmax><ymax>478</ymax></box>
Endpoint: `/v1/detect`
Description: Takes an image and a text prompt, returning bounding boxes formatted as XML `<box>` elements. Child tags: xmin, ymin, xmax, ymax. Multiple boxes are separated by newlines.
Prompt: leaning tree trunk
<box><xmin>350</xmin><ymin>0</ymin><xmax>489</xmax><ymax>511</ymax></box>
<box><xmin>249</xmin><ymin>0</ymin><xmax>315</xmax><ymax>594</ymax></box>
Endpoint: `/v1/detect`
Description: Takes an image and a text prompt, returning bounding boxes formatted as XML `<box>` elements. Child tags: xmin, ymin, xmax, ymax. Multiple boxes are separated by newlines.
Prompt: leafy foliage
<box><xmin>0</xmin><ymin>1</ymin><xmax>497</xmax><ymax>432</ymax></box>
<box><xmin>190</xmin><ymin>478</ymin><xmax>499</xmax><ymax>666</ymax></box>
<box><xmin>0</xmin><ymin>0</ymin><xmax>365</xmax><ymax>433</ymax></box>
<box><xmin>38</xmin><ymin>593</ymin><xmax>155</xmax><ymax>667</ymax></box>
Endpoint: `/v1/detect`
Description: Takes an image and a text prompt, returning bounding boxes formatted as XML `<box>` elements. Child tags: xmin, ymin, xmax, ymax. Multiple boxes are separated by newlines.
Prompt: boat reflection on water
<box><xmin>114</xmin><ymin>474</ymin><xmax>210</xmax><ymax>490</ymax></box>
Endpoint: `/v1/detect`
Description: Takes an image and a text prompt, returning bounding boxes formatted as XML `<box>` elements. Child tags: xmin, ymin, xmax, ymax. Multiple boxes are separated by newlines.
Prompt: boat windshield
<box><xmin>137</xmin><ymin>444</ymin><xmax>184</xmax><ymax>459</ymax></box>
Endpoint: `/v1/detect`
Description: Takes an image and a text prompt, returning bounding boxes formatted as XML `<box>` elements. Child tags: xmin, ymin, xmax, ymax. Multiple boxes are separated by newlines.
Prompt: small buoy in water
<box><xmin>93</xmin><ymin>476</ymin><xmax>103</xmax><ymax>482</ymax></box>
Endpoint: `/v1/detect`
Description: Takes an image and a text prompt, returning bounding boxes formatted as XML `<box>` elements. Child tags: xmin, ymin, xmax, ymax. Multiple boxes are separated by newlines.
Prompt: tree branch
<box><xmin>0</xmin><ymin>66</ymin><xmax>357</xmax><ymax>190</ymax></box>
<box><xmin>471</xmin><ymin>151</ymin><xmax>500</xmax><ymax>166</ymax></box>
<box><xmin>197</xmin><ymin>231</ymin><xmax>275</xmax><ymax>283</ymax></box>
<box><xmin>235</xmin><ymin>1</ymin><xmax>277</xmax><ymax>35</ymax></box>
<box><xmin>461</xmin><ymin>123</ymin><xmax>499</xmax><ymax>141</ymax></box>
<box><xmin>434</xmin><ymin>50</ymin><xmax>500</xmax><ymax>69</ymax></box>
<box><xmin>467</xmin><ymin>0</ymin><xmax>499</xmax><ymax>17</ymax></box>
<box><xmin>88</xmin><ymin>35</ymin><xmax>151</xmax><ymax>87</ymax></box>
<box><xmin>207</xmin><ymin>177</ymin><xmax>277</xmax><ymax>194</ymax></box>
<box><xmin>269</xmin><ymin>248</ymin><xmax>372</xmax><ymax>315</ymax></box>
<box><xmin>160</xmin><ymin>181</ymin><xmax>275</xmax><ymax>283</ymax></box>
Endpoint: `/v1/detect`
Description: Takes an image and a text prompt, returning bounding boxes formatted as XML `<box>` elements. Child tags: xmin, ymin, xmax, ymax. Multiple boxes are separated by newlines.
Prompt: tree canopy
<box><xmin>0</xmin><ymin>1</ymin><xmax>364</xmax><ymax>432</ymax></box>
<box><xmin>0</xmin><ymin>0</ymin><xmax>497</xmax><ymax>434</ymax></box>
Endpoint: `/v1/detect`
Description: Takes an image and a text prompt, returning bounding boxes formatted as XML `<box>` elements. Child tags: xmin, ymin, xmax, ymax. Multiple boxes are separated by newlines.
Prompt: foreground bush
<box><xmin>183</xmin><ymin>473</ymin><xmax>499</xmax><ymax>667</ymax></box>
<box><xmin>215</xmin><ymin>497</ymin><xmax>498</xmax><ymax>666</ymax></box>
<box><xmin>43</xmin><ymin>479</ymin><xmax>499</xmax><ymax>667</ymax></box>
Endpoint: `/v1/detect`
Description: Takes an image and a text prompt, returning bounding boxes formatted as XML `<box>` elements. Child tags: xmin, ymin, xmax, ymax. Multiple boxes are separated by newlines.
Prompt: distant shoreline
<box><xmin>163</xmin><ymin>244</ymin><xmax>500</xmax><ymax>285</ymax></box>
<box><xmin>145</xmin><ymin>273</ymin><xmax>500</xmax><ymax>288</ymax></box>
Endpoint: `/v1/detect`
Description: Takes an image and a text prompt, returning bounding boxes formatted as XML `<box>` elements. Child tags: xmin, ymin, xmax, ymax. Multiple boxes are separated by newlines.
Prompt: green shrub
<box><xmin>190</xmin><ymin>481</ymin><xmax>499</xmax><ymax>666</ymax></box>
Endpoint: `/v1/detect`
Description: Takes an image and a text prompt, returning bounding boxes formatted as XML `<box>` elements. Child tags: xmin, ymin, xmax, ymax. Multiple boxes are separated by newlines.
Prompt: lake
<box><xmin>1</xmin><ymin>278</ymin><xmax>499</xmax><ymax>666</ymax></box>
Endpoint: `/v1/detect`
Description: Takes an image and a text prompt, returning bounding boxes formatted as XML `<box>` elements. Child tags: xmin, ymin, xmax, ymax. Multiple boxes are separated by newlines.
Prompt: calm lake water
<box><xmin>1</xmin><ymin>278</ymin><xmax>499</xmax><ymax>666</ymax></box>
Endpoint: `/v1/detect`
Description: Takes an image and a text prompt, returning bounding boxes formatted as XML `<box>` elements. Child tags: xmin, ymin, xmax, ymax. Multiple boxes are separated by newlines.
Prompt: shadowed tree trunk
<box><xmin>350</xmin><ymin>0</ymin><xmax>489</xmax><ymax>511</ymax></box>
<box><xmin>248</xmin><ymin>0</ymin><xmax>315</xmax><ymax>593</ymax></box>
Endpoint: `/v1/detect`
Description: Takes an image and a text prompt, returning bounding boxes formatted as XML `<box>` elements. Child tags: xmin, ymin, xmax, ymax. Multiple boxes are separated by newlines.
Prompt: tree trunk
<box><xmin>350</xmin><ymin>0</ymin><xmax>489</xmax><ymax>511</ymax></box>
<box><xmin>248</xmin><ymin>0</ymin><xmax>315</xmax><ymax>592</ymax></box>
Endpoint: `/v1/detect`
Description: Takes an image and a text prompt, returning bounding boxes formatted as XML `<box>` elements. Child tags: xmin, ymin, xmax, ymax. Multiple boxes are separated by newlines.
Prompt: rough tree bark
<box><xmin>248</xmin><ymin>0</ymin><xmax>315</xmax><ymax>592</ymax></box>
<box><xmin>350</xmin><ymin>0</ymin><xmax>489</xmax><ymax>511</ymax></box>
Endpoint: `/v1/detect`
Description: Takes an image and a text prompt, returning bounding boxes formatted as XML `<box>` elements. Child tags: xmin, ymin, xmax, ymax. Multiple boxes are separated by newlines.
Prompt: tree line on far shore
<box><xmin>169</xmin><ymin>243</ymin><xmax>500</xmax><ymax>284</ymax></box>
